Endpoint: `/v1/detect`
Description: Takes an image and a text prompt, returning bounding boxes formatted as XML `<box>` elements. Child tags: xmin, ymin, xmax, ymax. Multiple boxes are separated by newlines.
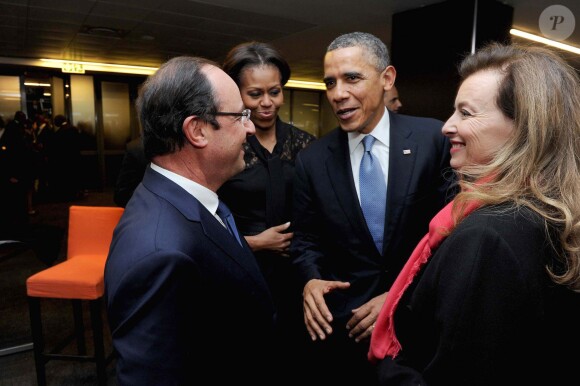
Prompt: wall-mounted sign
<box><xmin>62</xmin><ymin>62</ymin><xmax>85</xmax><ymax>74</ymax></box>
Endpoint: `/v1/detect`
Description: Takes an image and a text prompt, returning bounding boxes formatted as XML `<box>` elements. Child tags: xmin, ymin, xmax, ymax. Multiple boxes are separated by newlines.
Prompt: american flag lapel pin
<box><xmin>403</xmin><ymin>149</ymin><xmax>411</xmax><ymax>155</ymax></box>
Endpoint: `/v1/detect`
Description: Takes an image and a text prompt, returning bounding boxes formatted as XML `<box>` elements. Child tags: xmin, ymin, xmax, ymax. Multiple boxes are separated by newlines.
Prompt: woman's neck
<box><xmin>255</xmin><ymin>123</ymin><xmax>277</xmax><ymax>152</ymax></box>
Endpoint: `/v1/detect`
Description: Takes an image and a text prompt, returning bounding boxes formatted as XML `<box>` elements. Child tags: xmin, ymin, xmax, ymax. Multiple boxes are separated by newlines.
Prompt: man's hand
<box><xmin>346</xmin><ymin>292</ymin><xmax>387</xmax><ymax>343</ymax></box>
<box><xmin>302</xmin><ymin>279</ymin><xmax>350</xmax><ymax>341</ymax></box>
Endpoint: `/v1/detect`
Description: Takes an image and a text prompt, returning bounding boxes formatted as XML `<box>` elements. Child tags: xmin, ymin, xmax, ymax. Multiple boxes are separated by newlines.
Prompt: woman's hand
<box><xmin>245</xmin><ymin>222</ymin><xmax>293</xmax><ymax>255</ymax></box>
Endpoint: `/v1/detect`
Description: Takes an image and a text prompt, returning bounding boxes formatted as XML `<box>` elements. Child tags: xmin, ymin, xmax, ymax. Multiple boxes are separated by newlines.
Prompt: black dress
<box><xmin>218</xmin><ymin>117</ymin><xmax>316</xmax><ymax>374</ymax></box>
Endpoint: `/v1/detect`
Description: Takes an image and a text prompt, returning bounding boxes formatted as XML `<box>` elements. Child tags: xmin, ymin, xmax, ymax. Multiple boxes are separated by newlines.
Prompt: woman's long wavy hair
<box><xmin>451</xmin><ymin>42</ymin><xmax>580</xmax><ymax>291</ymax></box>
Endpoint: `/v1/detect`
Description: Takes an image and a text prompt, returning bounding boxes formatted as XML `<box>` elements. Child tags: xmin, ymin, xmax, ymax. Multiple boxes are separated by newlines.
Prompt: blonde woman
<box><xmin>370</xmin><ymin>42</ymin><xmax>580</xmax><ymax>385</ymax></box>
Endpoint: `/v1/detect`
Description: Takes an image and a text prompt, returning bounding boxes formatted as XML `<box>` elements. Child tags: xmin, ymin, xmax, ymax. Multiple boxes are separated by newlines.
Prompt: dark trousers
<box><xmin>302</xmin><ymin>321</ymin><xmax>378</xmax><ymax>385</ymax></box>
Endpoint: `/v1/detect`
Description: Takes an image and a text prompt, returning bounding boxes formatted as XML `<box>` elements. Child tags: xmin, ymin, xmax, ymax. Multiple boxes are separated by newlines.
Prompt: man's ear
<box><xmin>383</xmin><ymin>65</ymin><xmax>397</xmax><ymax>92</ymax></box>
<box><xmin>183</xmin><ymin>116</ymin><xmax>208</xmax><ymax>149</ymax></box>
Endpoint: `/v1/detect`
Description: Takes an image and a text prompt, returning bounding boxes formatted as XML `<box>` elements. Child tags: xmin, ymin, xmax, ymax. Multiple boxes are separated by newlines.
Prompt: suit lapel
<box><xmin>142</xmin><ymin>169</ymin><xmax>268</xmax><ymax>288</ymax></box>
<box><xmin>384</xmin><ymin>116</ymin><xmax>417</xmax><ymax>251</ymax></box>
<box><xmin>325</xmin><ymin>130</ymin><xmax>372</xmax><ymax>244</ymax></box>
<box><xmin>200</xmin><ymin>211</ymin><xmax>269</xmax><ymax>288</ymax></box>
<box><xmin>324</xmin><ymin>120</ymin><xmax>420</xmax><ymax>256</ymax></box>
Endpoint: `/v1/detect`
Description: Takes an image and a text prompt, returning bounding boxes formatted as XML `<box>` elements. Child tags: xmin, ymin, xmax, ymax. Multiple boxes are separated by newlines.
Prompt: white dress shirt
<box><xmin>348</xmin><ymin>107</ymin><xmax>391</xmax><ymax>201</ymax></box>
<box><xmin>150</xmin><ymin>163</ymin><xmax>226</xmax><ymax>227</ymax></box>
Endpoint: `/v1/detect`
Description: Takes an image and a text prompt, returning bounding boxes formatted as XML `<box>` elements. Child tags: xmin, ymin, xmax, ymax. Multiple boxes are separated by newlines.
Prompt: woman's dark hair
<box><xmin>222</xmin><ymin>41</ymin><xmax>291</xmax><ymax>87</ymax></box>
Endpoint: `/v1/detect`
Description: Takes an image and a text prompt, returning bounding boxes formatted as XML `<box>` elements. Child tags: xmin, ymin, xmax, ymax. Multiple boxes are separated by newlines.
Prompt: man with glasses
<box><xmin>105</xmin><ymin>56</ymin><xmax>276</xmax><ymax>385</ymax></box>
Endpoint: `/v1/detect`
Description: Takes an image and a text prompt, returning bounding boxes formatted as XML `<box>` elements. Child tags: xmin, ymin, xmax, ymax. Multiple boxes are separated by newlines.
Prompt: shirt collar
<box><xmin>348</xmin><ymin>107</ymin><xmax>391</xmax><ymax>154</ymax></box>
<box><xmin>150</xmin><ymin>162</ymin><xmax>219</xmax><ymax>214</ymax></box>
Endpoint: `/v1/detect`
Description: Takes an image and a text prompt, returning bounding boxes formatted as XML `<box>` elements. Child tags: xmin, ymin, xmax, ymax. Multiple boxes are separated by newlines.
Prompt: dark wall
<box><xmin>391</xmin><ymin>0</ymin><xmax>513</xmax><ymax>121</ymax></box>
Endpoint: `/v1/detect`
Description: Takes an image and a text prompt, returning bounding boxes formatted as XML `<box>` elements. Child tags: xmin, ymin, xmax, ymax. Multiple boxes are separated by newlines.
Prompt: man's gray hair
<box><xmin>327</xmin><ymin>32</ymin><xmax>389</xmax><ymax>72</ymax></box>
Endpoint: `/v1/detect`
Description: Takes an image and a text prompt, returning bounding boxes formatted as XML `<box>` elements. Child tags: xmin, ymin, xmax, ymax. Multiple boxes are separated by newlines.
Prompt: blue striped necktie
<box><xmin>359</xmin><ymin>135</ymin><xmax>387</xmax><ymax>253</ymax></box>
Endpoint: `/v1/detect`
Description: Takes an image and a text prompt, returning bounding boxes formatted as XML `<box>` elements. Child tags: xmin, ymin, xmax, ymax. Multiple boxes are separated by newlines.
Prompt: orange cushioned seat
<box><xmin>26</xmin><ymin>205</ymin><xmax>124</xmax><ymax>386</ymax></box>
<box><xmin>27</xmin><ymin>255</ymin><xmax>107</xmax><ymax>299</ymax></box>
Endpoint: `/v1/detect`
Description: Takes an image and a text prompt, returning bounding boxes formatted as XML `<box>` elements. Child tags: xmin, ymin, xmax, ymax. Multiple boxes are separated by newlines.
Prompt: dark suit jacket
<box><xmin>291</xmin><ymin>111</ymin><xmax>453</xmax><ymax>323</ymax></box>
<box><xmin>105</xmin><ymin>167</ymin><xmax>276</xmax><ymax>385</ymax></box>
<box><xmin>377</xmin><ymin>204</ymin><xmax>580</xmax><ymax>385</ymax></box>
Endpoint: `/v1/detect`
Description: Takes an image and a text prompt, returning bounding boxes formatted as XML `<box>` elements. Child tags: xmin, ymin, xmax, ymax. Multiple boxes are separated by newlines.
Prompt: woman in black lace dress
<box><xmin>218</xmin><ymin>41</ymin><xmax>316</xmax><ymax>377</ymax></box>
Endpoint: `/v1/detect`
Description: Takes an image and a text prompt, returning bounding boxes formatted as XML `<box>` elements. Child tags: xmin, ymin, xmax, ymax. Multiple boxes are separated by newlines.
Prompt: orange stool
<box><xmin>26</xmin><ymin>205</ymin><xmax>124</xmax><ymax>386</ymax></box>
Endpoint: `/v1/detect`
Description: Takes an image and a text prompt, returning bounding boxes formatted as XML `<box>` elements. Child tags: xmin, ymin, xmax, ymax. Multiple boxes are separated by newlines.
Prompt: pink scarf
<box><xmin>368</xmin><ymin>198</ymin><xmax>481</xmax><ymax>363</ymax></box>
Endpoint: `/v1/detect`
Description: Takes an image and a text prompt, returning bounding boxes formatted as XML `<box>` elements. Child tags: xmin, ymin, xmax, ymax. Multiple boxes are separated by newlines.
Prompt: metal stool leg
<box><xmin>90</xmin><ymin>299</ymin><xmax>107</xmax><ymax>386</ymax></box>
<box><xmin>28</xmin><ymin>296</ymin><xmax>47</xmax><ymax>386</ymax></box>
<box><xmin>72</xmin><ymin>299</ymin><xmax>86</xmax><ymax>355</ymax></box>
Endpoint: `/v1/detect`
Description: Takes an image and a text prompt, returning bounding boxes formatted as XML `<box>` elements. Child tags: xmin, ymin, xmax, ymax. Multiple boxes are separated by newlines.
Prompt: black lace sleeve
<box><xmin>279</xmin><ymin>125</ymin><xmax>317</xmax><ymax>161</ymax></box>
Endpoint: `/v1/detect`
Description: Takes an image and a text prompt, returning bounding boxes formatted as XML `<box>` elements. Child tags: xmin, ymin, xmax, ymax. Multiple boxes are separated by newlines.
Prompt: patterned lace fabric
<box><xmin>243</xmin><ymin>124</ymin><xmax>316</xmax><ymax>168</ymax></box>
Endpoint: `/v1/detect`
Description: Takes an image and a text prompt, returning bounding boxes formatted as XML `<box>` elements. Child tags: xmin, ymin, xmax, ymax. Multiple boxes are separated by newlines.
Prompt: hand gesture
<box><xmin>346</xmin><ymin>292</ymin><xmax>387</xmax><ymax>343</ymax></box>
<box><xmin>302</xmin><ymin>278</ymin><xmax>350</xmax><ymax>341</ymax></box>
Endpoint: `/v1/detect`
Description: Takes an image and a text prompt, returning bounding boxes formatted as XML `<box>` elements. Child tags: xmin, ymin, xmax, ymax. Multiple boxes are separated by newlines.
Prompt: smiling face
<box><xmin>442</xmin><ymin>69</ymin><xmax>515</xmax><ymax>170</ymax></box>
<box><xmin>323</xmin><ymin>46</ymin><xmax>392</xmax><ymax>134</ymax></box>
<box><xmin>238</xmin><ymin>64</ymin><xmax>283</xmax><ymax>132</ymax></box>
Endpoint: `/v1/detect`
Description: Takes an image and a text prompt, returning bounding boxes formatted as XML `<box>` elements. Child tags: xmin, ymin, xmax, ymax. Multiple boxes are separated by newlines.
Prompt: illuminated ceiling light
<box><xmin>285</xmin><ymin>79</ymin><xmax>326</xmax><ymax>91</ymax></box>
<box><xmin>39</xmin><ymin>59</ymin><xmax>158</xmax><ymax>75</ymax></box>
<box><xmin>24</xmin><ymin>82</ymin><xmax>51</xmax><ymax>87</ymax></box>
<box><xmin>0</xmin><ymin>57</ymin><xmax>158</xmax><ymax>76</ymax></box>
<box><xmin>2</xmin><ymin>57</ymin><xmax>331</xmax><ymax>86</ymax></box>
<box><xmin>510</xmin><ymin>29</ymin><xmax>580</xmax><ymax>55</ymax></box>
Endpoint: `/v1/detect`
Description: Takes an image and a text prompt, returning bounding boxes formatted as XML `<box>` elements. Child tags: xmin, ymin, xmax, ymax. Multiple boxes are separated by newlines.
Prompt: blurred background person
<box><xmin>0</xmin><ymin>114</ymin><xmax>28</xmax><ymax>238</ymax></box>
<box><xmin>5</xmin><ymin>110</ymin><xmax>27</xmax><ymax>133</ymax></box>
<box><xmin>76</xmin><ymin>121</ymin><xmax>96</xmax><ymax>196</ymax></box>
<box><xmin>49</xmin><ymin>114</ymin><xmax>81</xmax><ymax>201</ymax></box>
<box><xmin>32</xmin><ymin>114</ymin><xmax>53</xmax><ymax>201</ymax></box>
<box><xmin>21</xmin><ymin>117</ymin><xmax>39</xmax><ymax>215</ymax></box>
<box><xmin>384</xmin><ymin>84</ymin><xmax>402</xmax><ymax>113</ymax></box>
<box><xmin>218</xmin><ymin>41</ymin><xmax>316</xmax><ymax>380</ymax></box>
<box><xmin>370</xmin><ymin>42</ymin><xmax>580</xmax><ymax>385</ymax></box>
<box><xmin>113</xmin><ymin>136</ymin><xmax>147</xmax><ymax>208</ymax></box>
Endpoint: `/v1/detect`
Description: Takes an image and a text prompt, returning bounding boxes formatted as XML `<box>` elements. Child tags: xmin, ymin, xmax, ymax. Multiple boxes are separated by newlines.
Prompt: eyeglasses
<box><xmin>212</xmin><ymin>109</ymin><xmax>252</xmax><ymax>126</ymax></box>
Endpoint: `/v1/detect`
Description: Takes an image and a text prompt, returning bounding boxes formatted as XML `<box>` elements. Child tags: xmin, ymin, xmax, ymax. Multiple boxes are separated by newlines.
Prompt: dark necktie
<box><xmin>216</xmin><ymin>201</ymin><xmax>243</xmax><ymax>247</ymax></box>
<box><xmin>359</xmin><ymin>135</ymin><xmax>387</xmax><ymax>253</ymax></box>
